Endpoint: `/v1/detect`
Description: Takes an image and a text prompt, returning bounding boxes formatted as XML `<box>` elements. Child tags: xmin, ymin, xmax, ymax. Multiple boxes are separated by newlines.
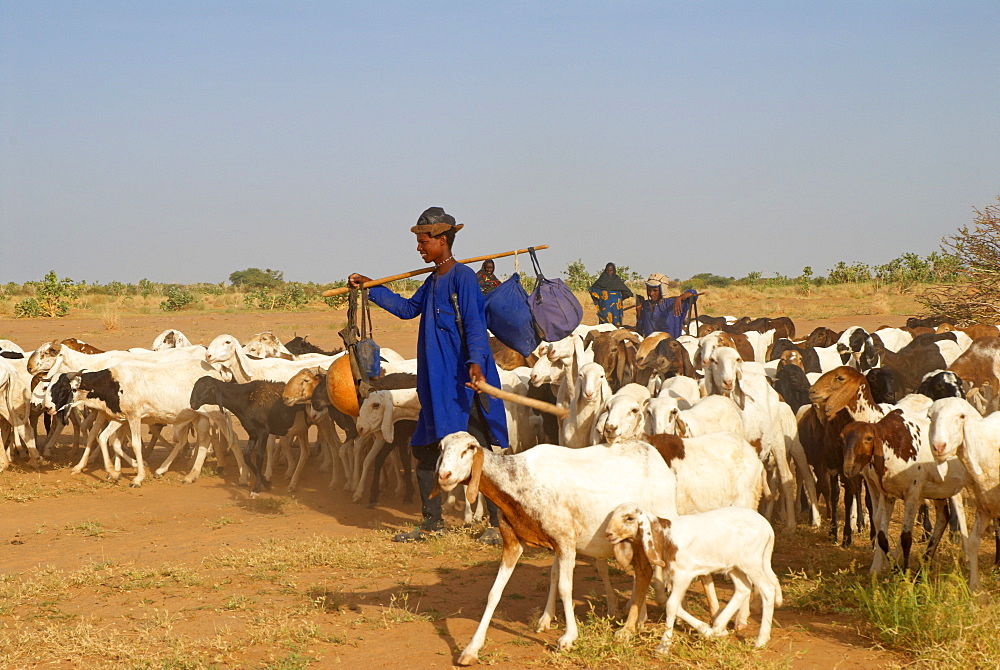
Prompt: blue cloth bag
<box><xmin>484</xmin><ymin>273</ymin><xmax>540</xmax><ymax>357</ymax></box>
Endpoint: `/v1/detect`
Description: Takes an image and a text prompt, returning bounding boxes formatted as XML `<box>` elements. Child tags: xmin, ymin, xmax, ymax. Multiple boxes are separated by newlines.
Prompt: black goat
<box><xmin>284</xmin><ymin>335</ymin><xmax>343</xmax><ymax>357</ymax></box>
<box><xmin>773</xmin><ymin>364</ymin><xmax>811</xmax><ymax>413</ymax></box>
<box><xmin>190</xmin><ymin>377</ymin><xmax>303</xmax><ymax>497</ymax></box>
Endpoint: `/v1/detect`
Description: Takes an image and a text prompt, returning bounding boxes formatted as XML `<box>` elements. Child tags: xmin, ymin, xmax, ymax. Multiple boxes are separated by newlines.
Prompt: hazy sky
<box><xmin>2</xmin><ymin>1</ymin><xmax>998</xmax><ymax>285</ymax></box>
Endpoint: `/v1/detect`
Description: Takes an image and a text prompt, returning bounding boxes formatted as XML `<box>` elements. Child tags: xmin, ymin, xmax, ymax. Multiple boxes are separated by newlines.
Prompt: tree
<box><xmin>229</xmin><ymin>268</ymin><xmax>284</xmax><ymax>289</ymax></box>
<box><xmin>918</xmin><ymin>196</ymin><xmax>1000</xmax><ymax>325</ymax></box>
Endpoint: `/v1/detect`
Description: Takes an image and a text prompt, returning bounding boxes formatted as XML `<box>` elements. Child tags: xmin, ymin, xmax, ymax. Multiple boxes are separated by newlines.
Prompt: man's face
<box><xmin>647</xmin><ymin>285</ymin><xmax>661</xmax><ymax>300</ymax></box>
<box><xmin>416</xmin><ymin>233</ymin><xmax>448</xmax><ymax>264</ymax></box>
<box><xmin>606</xmin><ymin>265</ymin><xmax>616</xmax><ymax>276</ymax></box>
<box><xmin>484</xmin><ymin>262</ymin><xmax>494</xmax><ymax>274</ymax></box>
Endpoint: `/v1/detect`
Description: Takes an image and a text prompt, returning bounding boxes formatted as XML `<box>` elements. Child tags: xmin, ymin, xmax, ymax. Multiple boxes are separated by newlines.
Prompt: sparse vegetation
<box><xmin>920</xmin><ymin>196</ymin><xmax>1000</xmax><ymax>325</ymax></box>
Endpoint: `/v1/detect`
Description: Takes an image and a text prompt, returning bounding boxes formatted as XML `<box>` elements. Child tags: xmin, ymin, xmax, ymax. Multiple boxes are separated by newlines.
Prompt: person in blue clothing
<box><xmin>349</xmin><ymin>207</ymin><xmax>508</xmax><ymax>543</ymax></box>
<box><xmin>636</xmin><ymin>272</ymin><xmax>698</xmax><ymax>338</ymax></box>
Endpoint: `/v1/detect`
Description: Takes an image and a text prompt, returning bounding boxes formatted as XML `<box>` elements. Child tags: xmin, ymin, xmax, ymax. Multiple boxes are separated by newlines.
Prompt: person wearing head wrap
<box><xmin>588</xmin><ymin>263</ymin><xmax>634</xmax><ymax>326</ymax></box>
<box><xmin>636</xmin><ymin>272</ymin><xmax>698</xmax><ymax>338</ymax></box>
<box><xmin>349</xmin><ymin>207</ymin><xmax>508</xmax><ymax>544</ymax></box>
<box><xmin>476</xmin><ymin>260</ymin><xmax>501</xmax><ymax>295</ymax></box>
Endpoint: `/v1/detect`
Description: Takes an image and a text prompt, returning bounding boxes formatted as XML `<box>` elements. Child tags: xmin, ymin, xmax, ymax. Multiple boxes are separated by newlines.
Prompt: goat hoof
<box><xmin>654</xmin><ymin>642</ymin><xmax>672</xmax><ymax>656</ymax></box>
<box><xmin>535</xmin><ymin>614</ymin><xmax>553</xmax><ymax>632</ymax></box>
<box><xmin>556</xmin><ymin>634</ymin><xmax>576</xmax><ymax>651</ymax></box>
<box><xmin>129</xmin><ymin>481</ymin><xmax>142</xmax><ymax>488</ymax></box>
<box><xmin>366</xmin><ymin>501</ymin><xmax>379</xmax><ymax>509</ymax></box>
<box><xmin>262</xmin><ymin>479</ymin><xmax>272</xmax><ymax>491</ymax></box>
<box><xmin>456</xmin><ymin>650</ymin><xmax>478</xmax><ymax>666</ymax></box>
<box><xmin>249</xmin><ymin>491</ymin><xmax>259</xmax><ymax>499</ymax></box>
<box><xmin>614</xmin><ymin>627</ymin><xmax>634</xmax><ymax>641</ymax></box>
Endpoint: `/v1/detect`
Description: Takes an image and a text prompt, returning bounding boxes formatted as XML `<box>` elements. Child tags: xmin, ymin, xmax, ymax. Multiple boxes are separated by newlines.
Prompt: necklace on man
<box><xmin>435</xmin><ymin>255</ymin><xmax>454</xmax><ymax>268</ymax></box>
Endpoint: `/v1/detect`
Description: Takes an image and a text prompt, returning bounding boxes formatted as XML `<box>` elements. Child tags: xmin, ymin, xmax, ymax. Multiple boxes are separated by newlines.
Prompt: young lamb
<box><xmin>435</xmin><ymin>431</ymin><xmax>678</xmax><ymax>665</ymax></box>
<box><xmin>605</xmin><ymin>503</ymin><xmax>781</xmax><ymax>652</ymax></box>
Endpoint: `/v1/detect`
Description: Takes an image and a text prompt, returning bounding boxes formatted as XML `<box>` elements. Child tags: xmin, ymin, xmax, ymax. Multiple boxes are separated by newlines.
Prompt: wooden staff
<box><xmin>471</xmin><ymin>380</ymin><xmax>569</xmax><ymax>419</ymax></box>
<box><xmin>321</xmin><ymin>245</ymin><xmax>549</xmax><ymax>297</ymax></box>
<box><xmin>623</xmin><ymin>291</ymin><xmax>707</xmax><ymax>311</ymax></box>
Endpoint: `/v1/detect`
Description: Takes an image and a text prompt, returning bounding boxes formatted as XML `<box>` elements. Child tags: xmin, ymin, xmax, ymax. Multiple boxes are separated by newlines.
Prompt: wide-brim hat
<box><xmin>410</xmin><ymin>206</ymin><xmax>464</xmax><ymax>236</ymax></box>
<box><xmin>645</xmin><ymin>272</ymin><xmax>669</xmax><ymax>288</ymax></box>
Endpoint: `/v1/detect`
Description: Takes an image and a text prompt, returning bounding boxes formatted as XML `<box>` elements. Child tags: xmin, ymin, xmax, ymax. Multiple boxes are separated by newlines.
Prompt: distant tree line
<box><xmin>0</xmin><ymin>243</ymin><xmax>974</xmax><ymax>318</ymax></box>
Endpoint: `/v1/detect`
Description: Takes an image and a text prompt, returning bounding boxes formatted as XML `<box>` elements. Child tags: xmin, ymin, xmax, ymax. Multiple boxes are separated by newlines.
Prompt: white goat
<box><xmin>593</xmin><ymin>383</ymin><xmax>651</xmax><ymax>444</ymax></box>
<box><xmin>560</xmin><ymin>362</ymin><xmax>612</xmax><ymax>448</ymax></box>
<box><xmin>928</xmin><ymin>397</ymin><xmax>1000</xmax><ymax>590</ymax></box>
<box><xmin>435</xmin><ymin>431</ymin><xmax>678</xmax><ymax>664</ymax></box>
<box><xmin>645</xmin><ymin>395</ymin><xmax>744</xmax><ymax>438</ymax></box>
<box><xmin>605</xmin><ymin>504</ymin><xmax>781</xmax><ymax>652</ymax></box>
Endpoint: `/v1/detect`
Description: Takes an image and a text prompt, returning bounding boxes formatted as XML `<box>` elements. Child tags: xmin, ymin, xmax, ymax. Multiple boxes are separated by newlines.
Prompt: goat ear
<box><xmin>593</xmin><ymin>410</ymin><xmax>608</xmax><ymax>444</ymax></box>
<box><xmin>675</xmin><ymin>414</ymin><xmax>689</xmax><ymax>438</ymax></box>
<box><xmin>613</xmin><ymin>540</ymin><xmax>634</xmax><ymax>569</ymax></box>
<box><xmin>466</xmin><ymin>447</ymin><xmax>485</xmax><ymax>505</ymax></box>
<box><xmin>380</xmin><ymin>400</ymin><xmax>395</xmax><ymax>444</ymax></box>
<box><xmin>639</xmin><ymin>513</ymin><xmax>665</xmax><ymax>567</ymax></box>
<box><xmin>429</xmin><ymin>479</ymin><xmax>441</xmax><ymax>499</ymax></box>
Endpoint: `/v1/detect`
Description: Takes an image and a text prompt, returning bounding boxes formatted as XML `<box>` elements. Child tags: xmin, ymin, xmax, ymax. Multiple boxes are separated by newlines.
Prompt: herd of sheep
<box><xmin>2</xmin><ymin>313</ymin><xmax>1000</xmax><ymax>663</ymax></box>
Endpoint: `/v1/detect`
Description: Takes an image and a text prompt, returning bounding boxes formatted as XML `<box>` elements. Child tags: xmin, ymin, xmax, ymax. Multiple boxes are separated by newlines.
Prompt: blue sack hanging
<box><xmin>485</xmin><ymin>273</ymin><xmax>540</xmax><ymax>357</ymax></box>
<box><xmin>528</xmin><ymin>247</ymin><xmax>583</xmax><ymax>341</ymax></box>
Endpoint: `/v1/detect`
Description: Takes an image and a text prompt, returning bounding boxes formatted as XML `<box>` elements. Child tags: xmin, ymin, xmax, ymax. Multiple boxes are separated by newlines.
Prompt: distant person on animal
<box><xmin>636</xmin><ymin>272</ymin><xmax>698</xmax><ymax>338</ymax></box>
<box><xmin>589</xmin><ymin>263</ymin><xmax>633</xmax><ymax>326</ymax></box>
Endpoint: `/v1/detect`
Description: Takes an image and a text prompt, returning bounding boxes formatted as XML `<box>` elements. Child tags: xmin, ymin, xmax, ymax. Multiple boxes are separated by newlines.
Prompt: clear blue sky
<box><xmin>2</xmin><ymin>1</ymin><xmax>998</xmax><ymax>285</ymax></box>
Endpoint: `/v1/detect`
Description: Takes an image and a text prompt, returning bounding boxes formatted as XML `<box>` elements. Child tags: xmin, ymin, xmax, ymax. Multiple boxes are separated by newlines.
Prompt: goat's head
<box><xmin>436</xmin><ymin>431</ymin><xmax>484</xmax><ymax>503</ymax></box>
<box><xmin>809</xmin><ymin>366</ymin><xmax>868</xmax><ymax>421</ymax></box>
<box><xmin>708</xmin><ymin>346</ymin><xmax>742</xmax><ymax>397</ymax></box>
<box><xmin>357</xmin><ymin>390</ymin><xmax>392</xmax><ymax>439</ymax></box>
<box><xmin>777</xmin><ymin>349</ymin><xmax>804</xmax><ymax>372</ymax></box>
<box><xmin>917</xmin><ymin>370</ymin><xmax>964</xmax><ymax>401</ymax></box>
<box><xmin>927</xmin><ymin>397</ymin><xmax>973</xmax><ymax>468</ymax></box>
<box><xmin>577</xmin><ymin>362</ymin><xmax>610</xmax><ymax>404</ymax></box>
<box><xmin>605</xmin><ymin>503</ymin><xmax>674</xmax><ymax>569</ymax></box>
<box><xmin>644</xmin><ymin>396</ymin><xmax>682</xmax><ymax>436</ymax></box>
<box><xmin>596</xmin><ymin>385</ymin><xmax>650</xmax><ymax>443</ymax></box>
<box><xmin>283</xmin><ymin>367</ymin><xmax>321</xmax><ymax>407</ymax></box>
<box><xmin>26</xmin><ymin>340</ymin><xmax>61</xmax><ymax>375</ymax></box>
<box><xmin>205</xmin><ymin>334</ymin><xmax>238</xmax><ymax>364</ymax></box>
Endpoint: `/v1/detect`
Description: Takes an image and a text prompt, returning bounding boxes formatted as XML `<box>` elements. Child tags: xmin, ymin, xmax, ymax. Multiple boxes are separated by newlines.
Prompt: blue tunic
<box><xmin>369</xmin><ymin>264</ymin><xmax>510</xmax><ymax>449</ymax></box>
<box><xmin>637</xmin><ymin>290</ymin><xmax>698</xmax><ymax>338</ymax></box>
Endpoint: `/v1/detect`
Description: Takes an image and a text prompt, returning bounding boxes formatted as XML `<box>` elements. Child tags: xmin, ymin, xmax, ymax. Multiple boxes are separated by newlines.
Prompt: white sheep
<box><xmin>560</xmin><ymin>361</ymin><xmax>613</xmax><ymax>448</ymax></box>
<box><xmin>705</xmin><ymin>346</ymin><xmax>817</xmax><ymax>528</ymax></box>
<box><xmin>656</xmin><ymin>375</ymin><xmax>701</xmax><ymax>406</ymax></box>
<box><xmin>435</xmin><ymin>431</ymin><xmax>678</xmax><ymax>664</ymax></box>
<box><xmin>605</xmin><ymin>503</ymin><xmax>781</xmax><ymax>652</ymax></box>
<box><xmin>928</xmin><ymin>396</ymin><xmax>1000</xmax><ymax>590</ymax></box>
<box><xmin>593</xmin><ymin>383</ymin><xmax>651</xmax><ymax>444</ymax></box>
<box><xmin>645</xmin><ymin>395</ymin><xmax>743</xmax><ymax>438</ymax></box>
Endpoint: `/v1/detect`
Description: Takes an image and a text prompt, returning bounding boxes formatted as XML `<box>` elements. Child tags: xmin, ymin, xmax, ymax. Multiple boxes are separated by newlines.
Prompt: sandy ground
<box><xmin>0</xmin><ymin>308</ymin><xmax>915</xmax><ymax>668</ymax></box>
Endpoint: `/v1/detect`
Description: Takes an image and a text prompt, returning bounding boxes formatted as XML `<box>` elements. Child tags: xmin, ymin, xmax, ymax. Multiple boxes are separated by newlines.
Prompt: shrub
<box><xmin>13</xmin><ymin>297</ymin><xmax>43</xmax><ymax>318</ymax></box>
<box><xmin>14</xmin><ymin>271</ymin><xmax>79</xmax><ymax>318</ymax></box>
<box><xmin>160</xmin><ymin>285</ymin><xmax>196</xmax><ymax>311</ymax></box>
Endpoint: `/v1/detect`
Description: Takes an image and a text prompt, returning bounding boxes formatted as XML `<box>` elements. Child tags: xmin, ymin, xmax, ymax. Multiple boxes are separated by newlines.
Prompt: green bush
<box><xmin>14</xmin><ymin>271</ymin><xmax>79</xmax><ymax>317</ymax></box>
<box><xmin>13</xmin><ymin>298</ymin><xmax>44</xmax><ymax>318</ymax></box>
<box><xmin>160</xmin><ymin>285</ymin><xmax>196</xmax><ymax>311</ymax></box>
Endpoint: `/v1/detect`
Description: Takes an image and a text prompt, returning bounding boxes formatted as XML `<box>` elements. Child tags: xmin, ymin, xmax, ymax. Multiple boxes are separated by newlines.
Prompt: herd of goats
<box><xmin>2</xmin><ymin>312</ymin><xmax>1000</xmax><ymax>662</ymax></box>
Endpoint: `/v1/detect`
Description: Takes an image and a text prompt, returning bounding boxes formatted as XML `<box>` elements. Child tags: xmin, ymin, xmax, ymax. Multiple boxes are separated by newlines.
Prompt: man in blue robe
<box><xmin>636</xmin><ymin>272</ymin><xmax>698</xmax><ymax>338</ymax></box>
<box><xmin>350</xmin><ymin>207</ymin><xmax>508</xmax><ymax>543</ymax></box>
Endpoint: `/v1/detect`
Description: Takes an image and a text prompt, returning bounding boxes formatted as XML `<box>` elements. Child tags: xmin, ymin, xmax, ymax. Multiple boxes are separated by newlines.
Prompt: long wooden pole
<box><xmin>471</xmin><ymin>380</ymin><xmax>569</xmax><ymax>419</ymax></box>
<box><xmin>321</xmin><ymin>245</ymin><xmax>549</xmax><ymax>298</ymax></box>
